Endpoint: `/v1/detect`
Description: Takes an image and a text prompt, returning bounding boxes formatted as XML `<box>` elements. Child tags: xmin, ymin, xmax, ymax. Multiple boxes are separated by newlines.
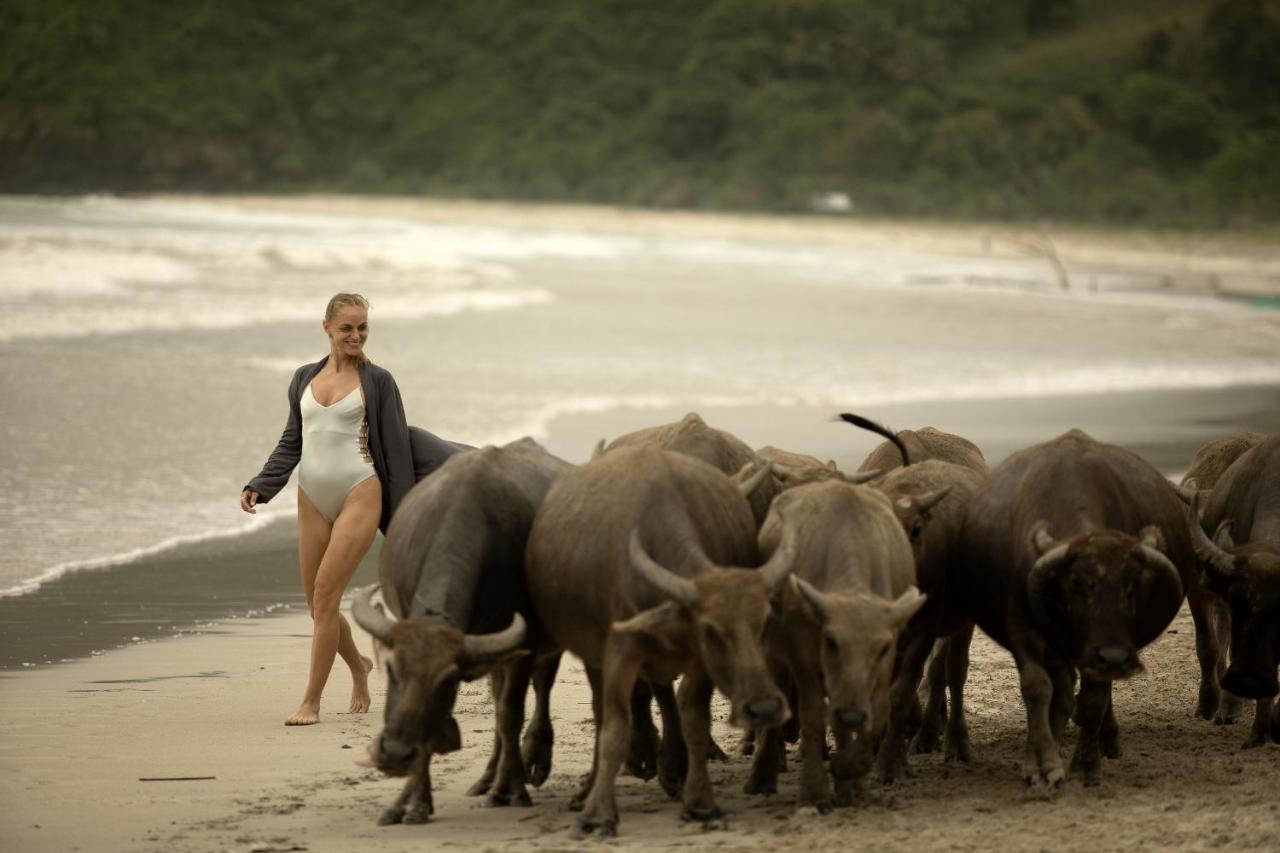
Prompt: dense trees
<box><xmin>2</xmin><ymin>0</ymin><xmax>1276</xmax><ymax>225</ymax></box>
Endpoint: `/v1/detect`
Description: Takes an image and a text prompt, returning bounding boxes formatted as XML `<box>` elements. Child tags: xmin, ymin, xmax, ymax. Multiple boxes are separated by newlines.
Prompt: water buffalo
<box><xmin>602</xmin><ymin>412</ymin><xmax>781</xmax><ymax>525</ymax></box>
<box><xmin>870</xmin><ymin>459</ymin><xmax>986</xmax><ymax>781</ymax></box>
<box><xmin>1186</xmin><ymin>433</ymin><xmax>1280</xmax><ymax>748</ymax></box>
<box><xmin>525</xmin><ymin>445</ymin><xmax>796</xmax><ymax>839</ymax></box>
<box><xmin>954</xmin><ymin>429</ymin><xmax>1193</xmax><ymax>788</ymax></box>
<box><xmin>1179</xmin><ymin>432</ymin><xmax>1269</xmax><ymax>724</ymax></box>
<box><xmin>350</xmin><ymin>437</ymin><xmax>571</xmax><ymax>824</ymax></box>
<box><xmin>837</xmin><ymin>413</ymin><xmax>988</xmax><ymax>776</ymax></box>
<box><xmin>745</xmin><ymin>479</ymin><xmax>924</xmax><ymax>812</ymax></box>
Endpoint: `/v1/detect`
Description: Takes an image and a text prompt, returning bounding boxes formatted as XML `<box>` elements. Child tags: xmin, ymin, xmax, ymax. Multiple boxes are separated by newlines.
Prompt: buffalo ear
<box><xmin>611</xmin><ymin>602</ymin><xmax>692</xmax><ymax>659</ymax></box>
<box><xmin>430</xmin><ymin>716</ymin><xmax>462</xmax><ymax>754</ymax></box>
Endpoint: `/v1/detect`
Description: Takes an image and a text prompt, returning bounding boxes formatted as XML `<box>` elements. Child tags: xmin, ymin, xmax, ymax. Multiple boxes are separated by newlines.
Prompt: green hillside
<box><xmin>2</xmin><ymin>0</ymin><xmax>1278</xmax><ymax>225</ymax></box>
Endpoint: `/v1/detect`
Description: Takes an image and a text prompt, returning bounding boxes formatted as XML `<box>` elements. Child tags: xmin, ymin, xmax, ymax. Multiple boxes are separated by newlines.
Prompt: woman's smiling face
<box><xmin>324</xmin><ymin>304</ymin><xmax>369</xmax><ymax>358</ymax></box>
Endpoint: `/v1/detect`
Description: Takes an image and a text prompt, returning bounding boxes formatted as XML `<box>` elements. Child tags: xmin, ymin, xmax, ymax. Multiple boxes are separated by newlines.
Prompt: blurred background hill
<box><xmin>2</xmin><ymin>0</ymin><xmax>1278</xmax><ymax>226</ymax></box>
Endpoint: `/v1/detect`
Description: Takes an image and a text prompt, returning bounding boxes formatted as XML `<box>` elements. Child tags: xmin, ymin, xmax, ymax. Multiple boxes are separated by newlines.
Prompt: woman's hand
<box><xmin>240</xmin><ymin>489</ymin><xmax>260</xmax><ymax>514</ymax></box>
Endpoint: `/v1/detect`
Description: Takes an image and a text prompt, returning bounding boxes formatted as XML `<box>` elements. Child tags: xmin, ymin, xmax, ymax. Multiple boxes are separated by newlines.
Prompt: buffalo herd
<box><xmin>349</xmin><ymin>414</ymin><xmax>1280</xmax><ymax>839</ymax></box>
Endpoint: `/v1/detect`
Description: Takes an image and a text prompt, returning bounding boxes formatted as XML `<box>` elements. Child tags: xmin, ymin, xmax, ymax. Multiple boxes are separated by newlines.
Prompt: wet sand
<box><xmin>2</xmin><ymin>604</ymin><xmax>1277</xmax><ymax>853</ymax></box>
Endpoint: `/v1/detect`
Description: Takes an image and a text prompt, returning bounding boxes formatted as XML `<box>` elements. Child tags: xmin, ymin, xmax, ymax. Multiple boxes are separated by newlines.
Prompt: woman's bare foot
<box><xmin>349</xmin><ymin>655</ymin><xmax>374</xmax><ymax>714</ymax></box>
<box><xmin>286</xmin><ymin>700</ymin><xmax>321</xmax><ymax>726</ymax></box>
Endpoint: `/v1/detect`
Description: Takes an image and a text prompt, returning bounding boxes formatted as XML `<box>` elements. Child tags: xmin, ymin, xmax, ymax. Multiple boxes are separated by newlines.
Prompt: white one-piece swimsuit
<box><xmin>298</xmin><ymin>382</ymin><xmax>376</xmax><ymax>522</ymax></box>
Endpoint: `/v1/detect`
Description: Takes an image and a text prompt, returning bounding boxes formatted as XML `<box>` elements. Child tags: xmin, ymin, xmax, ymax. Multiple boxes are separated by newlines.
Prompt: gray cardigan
<box><xmin>245</xmin><ymin>357</ymin><xmax>469</xmax><ymax>533</ymax></box>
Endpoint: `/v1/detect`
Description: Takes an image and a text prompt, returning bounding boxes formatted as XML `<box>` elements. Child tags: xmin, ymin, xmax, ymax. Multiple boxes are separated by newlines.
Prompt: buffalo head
<box><xmin>611</xmin><ymin>525</ymin><xmax>797</xmax><ymax>730</ymax></box>
<box><xmin>791</xmin><ymin>577</ymin><xmax>926</xmax><ymax>736</ymax></box>
<box><xmin>351</xmin><ymin>585</ymin><xmax>527</xmax><ymax>775</ymax></box>
<box><xmin>1188</xmin><ymin>494</ymin><xmax>1280</xmax><ymax>699</ymax></box>
<box><xmin>1026</xmin><ymin>522</ymin><xmax>1182</xmax><ymax>681</ymax></box>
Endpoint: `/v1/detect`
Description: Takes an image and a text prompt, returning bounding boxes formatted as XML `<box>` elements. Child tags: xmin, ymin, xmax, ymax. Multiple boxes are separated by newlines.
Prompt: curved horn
<box><xmin>628</xmin><ymin>530</ymin><xmax>698</xmax><ymax>607</ymax></box>
<box><xmin>591</xmin><ymin>438</ymin><xmax>607</xmax><ymax>461</ymax></box>
<box><xmin>1188</xmin><ymin>491</ymin><xmax>1237</xmax><ymax>578</ymax></box>
<box><xmin>1137</xmin><ymin>526</ymin><xmax>1184</xmax><ymax>599</ymax></box>
<box><xmin>462</xmin><ymin>613</ymin><xmax>527</xmax><ymax>662</ymax></box>
<box><xmin>1214</xmin><ymin>520</ymin><xmax>1236</xmax><ymax>550</ymax></box>
<box><xmin>758</xmin><ymin>509</ymin><xmax>798</xmax><ymax>590</ymax></box>
<box><xmin>842</xmin><ymin>468</ymin><xmax>884</xmax><ymax>485</ymax></box>
<box><xmin>351</xmin><ymin>584</ymin><xmax>396</xmax><ymax>643</ymax></box>
<box><xmin>1027</xmin><ymin>522</ymin><xmax>1071</xmax><ymax>607</ymax></box>
<box><xmin>736</xmin><ymin>459</ymin><xmax>775</xmax><ymax>497</ymax></box>
<box><xmin>1174</xmin><ymin>482</ymin><xmax>1196</xmax><ymax>505</ymax></box>
<box><xmin>790</xmin><ymin>574</ymin><xmax>829</xmax><ymax>619</ymax></box>
<box><xmin>913</xmin><ymin>485</ymin><xmax>953</xmax><ymax>515</ymax></box>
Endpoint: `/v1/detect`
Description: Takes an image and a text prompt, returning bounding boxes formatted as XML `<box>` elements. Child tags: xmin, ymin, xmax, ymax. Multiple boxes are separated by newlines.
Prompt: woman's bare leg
<box><xmin>287</xmin><ymin>480</ymin><xmax>381</xmax><ymax>725</ymax></box>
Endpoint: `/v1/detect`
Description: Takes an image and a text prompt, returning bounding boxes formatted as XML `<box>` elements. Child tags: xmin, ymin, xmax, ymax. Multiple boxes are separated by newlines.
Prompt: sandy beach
<box><xmin>3</xmin><ymin>602</ymin><xmax>1278</xmax><ymax>853</ymax></box>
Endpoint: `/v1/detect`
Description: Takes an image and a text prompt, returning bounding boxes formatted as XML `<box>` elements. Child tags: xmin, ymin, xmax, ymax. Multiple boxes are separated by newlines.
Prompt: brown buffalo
<box><xmin>954</xmin><ymin>430</ymin><xmax>1195</xmax><ymax>788</ymax></box>
<box><xmin>1187</xmin><ymin>433</ymin><xmax>1280</xmax><ymax>748</ymax></box>
<box><xmin>525</xmin><ymin>445</ymin><xmax>795</xmax><ymax>839</ymax></box>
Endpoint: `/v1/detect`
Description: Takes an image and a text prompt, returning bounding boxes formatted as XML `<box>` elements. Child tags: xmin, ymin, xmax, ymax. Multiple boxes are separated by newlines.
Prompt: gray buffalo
<box><xmin>350</xmin><ymin>438</ymin><xmax>571</xmax><ymax>824</ymax></box>
<box><xmin>1187</xmin><ymin>433</ymin><xmax>1280</xmax><ymax>748</ymax></box>
<box><xmin>601</xmin><ymin>412</ymin><xmax>781</xmax><ymax>525</ymax></box>
<box><xmin>526</xmin><ymin>445</ymin><xmax>795</xmax><ymax>839</ymax></box>
<box><xmin>955</xmin><ymin>430</ymin><xmax>1194</xmax><ymax>788</ymax></box>
<box><xmin>746</xmin><ymin>479</ymin><xmax>924</xmax><ymax>811</ymax></box>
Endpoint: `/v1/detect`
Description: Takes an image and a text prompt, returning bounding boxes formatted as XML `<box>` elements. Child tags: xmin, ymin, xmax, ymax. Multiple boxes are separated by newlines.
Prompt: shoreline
<box><xmin>3</xmin><ymin>381</ymin><xmax>1277</xmax><ymax>672</ymax></box>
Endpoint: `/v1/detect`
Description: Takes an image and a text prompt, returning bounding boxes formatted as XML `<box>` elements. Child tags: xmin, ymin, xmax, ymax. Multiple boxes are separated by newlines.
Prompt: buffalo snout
<box><xmin>1093</xmin><ymin>645</ymin><xmax>1133</xmax><ymax>670</ymax></box>
<box><xmin>376</xmin><ymin>736</ymin><xmax>419</xmax><ymax>775</ymax></box>
<box><xmin>1223</xmin><ymin>669</ymin><xmax>1280</xmax><ymax>700</ymax></box>
<box><xmin>743</xmin><ymin>695</ymin><xmax>787</xmax><ymax>727</ymax></box>
<box><xmin>833</xmin><ymin>707</ymin><xmax>867</xmax><ymax>731</ymax></box>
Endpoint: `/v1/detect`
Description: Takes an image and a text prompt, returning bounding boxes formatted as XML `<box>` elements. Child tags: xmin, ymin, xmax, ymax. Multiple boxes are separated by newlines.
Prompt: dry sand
<box><xmin>2</xmin><ymin>604</ymin><xmax>1277</xmax><ymax>853</ymax></box>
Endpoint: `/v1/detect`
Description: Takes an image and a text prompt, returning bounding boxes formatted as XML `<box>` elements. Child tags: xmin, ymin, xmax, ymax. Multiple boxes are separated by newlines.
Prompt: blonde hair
<box><xmin>324</xmin><ymin>292</ymin><xmax>371</xmax><ymax>364</ymax></box>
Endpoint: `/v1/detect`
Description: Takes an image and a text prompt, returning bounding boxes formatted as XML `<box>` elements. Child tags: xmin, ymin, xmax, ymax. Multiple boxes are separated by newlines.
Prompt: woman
<box><xmin>241</xmin><ymin>292</ymin><xmax>419</xmax><ymax>726</ymax></box>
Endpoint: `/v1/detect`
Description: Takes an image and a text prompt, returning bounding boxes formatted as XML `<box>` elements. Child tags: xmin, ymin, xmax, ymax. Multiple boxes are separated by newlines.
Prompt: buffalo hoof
<box><xmin>742</xmin><ymin>772</ymin><xmax>777</xmax><ymax>796</ymax></box>
<box><xmin>1100</xmin><ymin>732</ymin><xmax>1121</xmax><ymax>760</ymax></box>
<box><xmin>945</xmin><ymin>733</ymin><xmax>973</xmax><ymax>764</ymax></box>
<box><xmin>378</xmin><ymin>806</ymin><xmax>405</xmax><ymax>826</ymax></box>
<box><xmin>1214</xmin><ymin>700</ymin><xmax>1243</xmax><ymax>726</ymax></box>
<box><xmin>912</xmin><ymin>723</ymin><xmax>943</xmax><ymax>755</ymax></box>
<box><xmin>487</xmin><ymin>790</ymin><xmax>533</xmax><ymax>808</ymax></box>
<box><xmin>1241</xmin><ymin>731</ymin><xmax>1267</xmax><ymax>750</ymax></box>
<box><xmin>402</xmin><ymin>802</ymin><xmax>432</xmax><ymax>824</ymax></box>
<box><xmin>707</xmin><ymin>738</ymin><xmax>729</xmax><ymax>762</ymax></box>
<box><xmin>680</xmin><ymin>806</ymin><xmax>727</xmax><ymax>828</ymax></box>
<box><xmin>796</xmin><ymin>798</ymin><xmax>833</xmax><ymax>816</ymax></box>
<box><xmin>832</xmin><ymin>780</ymin><xmax>857</xmax><ymax>808</ymax></box>
<box><xmin>1023</xmin><ymin>765</ymin><xmax>1065</xmax><ymax>793</ymax></box>
<box><xmin>465</xmin><ymin>777</ymin><xmax>493</xmax><ymax>797</ymax></box>
<box><xmin>571</xmin><ymin>817</ymin><xmax>617</xmax><ymax>841</ymax></box>
<box><xmin>1196</xmin><ymin>685</ymin><xmax>1220</xmax><ymax>721</ymax></box>
<box><xmin>522</xmin><ymin>734</ymin><xmax>554</xmax><ymax>788</ymax></box>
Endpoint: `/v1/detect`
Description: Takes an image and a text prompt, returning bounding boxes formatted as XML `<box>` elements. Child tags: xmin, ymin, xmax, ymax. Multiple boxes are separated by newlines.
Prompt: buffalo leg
<box><xmin>1243</xmin><ymin>697</ymin><xmax>1277</xmax><ymax>749</ymax></box>
<box><xmin>626</xmin><ymin>680</ymin><xmax>660</xmax><ymax>781</ymax></box>
<box><xmin>912</xmin><ymin>639</ymin><xmax>948</xmax><ymax>754</ymax></box>
<box><xmin>944</xmin><ymin>622</ymin><xmax>974</xmax><ymax>763</ymax></box>
<box><xmin>1210</xmin><ymin>598</ymin><xmax>1244</xmax><ymax>724</ymax></box>
<box><xmin>569</xmin><ymin>664</ymin><xmax>603</xmax><ymax>811</ymax></box>
<box><xmin>1189</xmin><ymin>586</ymin><xmax>1225</xmax><ymax>720</ymax></box>
<box><xmin>467</xmin><ymin>670</ymin><xmax>505</xmax><ymax>796</ymax></box>
<box><xmin>652</xmin><ymin>680</ymin><xmax>688</xmax><ymax>798</ymax></box>
<box><xmin>574</xmin><ymin>638</ymin><xmax>644</xmax><ymax>839</ymax></box>
<box><xmin>1070</xmin><ymin>676</ymin><xmax>1112</xmax><ymax>785</ymax></box>
<box><xmin>522</xmin><ymin>651</ymin><xmax>561</xmax><ymax>787</ymax></box>
<box><xmin>1016</xmin><ymin>654</ymin><xmax>1065</xmax><ymax>790</ymax></box>
<box><xmin>490</xmin><ymin>655</ymin><xmax>535</xmax><ymax>807</ymax></box>
<box><xmin>1047</xmin><ymin>660</ymin><xmax>1075</xmax><ymax>745</ymax></box>
<box><xmin>877</xmin><ymin>628</ymin><xmax>934</xmax><ymax>784</ymax></box>
<box><xmin>743</xmin><ymin>725</ymin><xmax>785</xmax><ymax>797</ymax></box>
<box><xmin>676</xmin><ymin>668</ymin><xmax>724</xmax><ymax>824</ymax></box>
<box><xmin>380</xmin><ymin>752</ymin><xmax>434</xmax><ymax>825</ymax></box>
<box><xmin>793</xmin><ymin>655</ymin><xmax>834</xmax><ymax>811</ymax></box>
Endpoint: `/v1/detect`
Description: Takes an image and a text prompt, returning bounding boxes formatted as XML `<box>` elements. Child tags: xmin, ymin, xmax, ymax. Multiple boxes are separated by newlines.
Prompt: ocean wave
<box><xmin>0</xmin><ymin>503</ymin><xmax>295</xmax><ymax>599</ymax></box>
<box><xmin>469</xmin><ymin>363</ymin><xmax>1280</xmax><ymax>452</ymax></box>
